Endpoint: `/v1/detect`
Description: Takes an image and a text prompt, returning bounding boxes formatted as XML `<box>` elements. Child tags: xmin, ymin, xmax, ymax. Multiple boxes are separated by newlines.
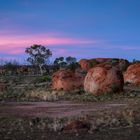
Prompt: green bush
<box><xmin>34</xmin><ymin>75</ymin><xmax>52</xmax><ymax>83</ymax></box>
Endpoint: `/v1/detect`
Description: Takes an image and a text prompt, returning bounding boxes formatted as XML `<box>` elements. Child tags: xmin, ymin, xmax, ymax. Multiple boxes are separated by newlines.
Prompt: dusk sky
<box><xmin>0</xmin><ymin>0</ymin><xmax>140</xmax><ymax>62</ymax></box>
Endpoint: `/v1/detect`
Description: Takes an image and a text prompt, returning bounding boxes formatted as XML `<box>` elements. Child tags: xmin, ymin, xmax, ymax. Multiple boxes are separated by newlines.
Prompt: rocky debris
<box><xmin>124</xmin><ymin>63</ymin><xmax>140</xmax><ymax>85</ymax></box>
<box><xmin>52</xmin><ymin>69</ymin><xmax>85</xmax><ymax>91</ymax></box>
<box><xmin>84</xmin><ymin>64</ymin><xmax>124</xmax><ymax>95</ymax></box>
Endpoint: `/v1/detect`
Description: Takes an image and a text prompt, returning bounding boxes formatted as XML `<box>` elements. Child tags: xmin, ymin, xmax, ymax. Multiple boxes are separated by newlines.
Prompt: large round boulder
<box><xmin>84</xmin><ymin>64</ymin><xmax>124</xmax><ymax>95</ymax></box>
<box><xmin>52</xmin><ymin>69</ymin><xmax>85</xmax><ymax>91</ymax></box>
<box><xmin>124</xmin><ymin>63</ymin><xmax>140</xmax><ymax>85</ymax></box>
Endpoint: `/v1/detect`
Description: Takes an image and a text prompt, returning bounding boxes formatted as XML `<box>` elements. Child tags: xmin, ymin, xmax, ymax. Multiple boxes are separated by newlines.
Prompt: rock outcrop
<box><xmin>84</xmin><ymin>64</ymin><xmax>124</xmax><ymax>95</ymax></box>
<box><xmin>79</xmin><ymin>58</ymin><xmax>129</xmax><ymax>72</ymax></box>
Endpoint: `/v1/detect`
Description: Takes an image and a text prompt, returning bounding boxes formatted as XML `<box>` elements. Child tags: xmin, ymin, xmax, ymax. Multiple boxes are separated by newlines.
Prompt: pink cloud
<box><xmin>0</xmin><ymin>35</ymin><xmax>95</xmax><ymax>46</ymax></box>
<box><xmin>9</xmin><ymin>49</ymin><xmax>24</xmax><ymax>55</ymax></box>
<box><xmin>0</xmin><ymin>33</ymin><xmax>96</xmax><ymax>55</ymax></box>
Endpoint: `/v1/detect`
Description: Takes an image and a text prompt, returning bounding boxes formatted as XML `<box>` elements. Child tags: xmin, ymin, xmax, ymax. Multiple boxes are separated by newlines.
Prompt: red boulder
<box><xmin>84</xmin><ymin>64</ymin><xmax>124</xmax><ymax>95</ymax></box>
<box><xmin>52</xmin><ymin>69</ymin><xmax>85</xmax><ymax>91</ymax></box>
<box><xmin>124</xmin><ymin>63</ymin><xmax>140</xmax><ymax>85</ymax></box>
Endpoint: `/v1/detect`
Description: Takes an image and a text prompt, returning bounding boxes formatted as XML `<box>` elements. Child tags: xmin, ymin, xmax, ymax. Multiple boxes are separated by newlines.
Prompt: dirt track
<box><xmin>0</xmin><ymin>100</ymin><xmax>127</xmax><ymax>118</ymax></box>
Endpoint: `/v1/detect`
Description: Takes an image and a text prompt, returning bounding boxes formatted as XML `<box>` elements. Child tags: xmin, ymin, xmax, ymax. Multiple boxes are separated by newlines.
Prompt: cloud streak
<box><xmin>0</xmin><ymin>33</ymin><xmax>96</xmax><ymax>55</ymax></box>
<box><xmin>0</xmin><ymin>29</ymin><xmax>139</xmax><ymax>62</ymax></box>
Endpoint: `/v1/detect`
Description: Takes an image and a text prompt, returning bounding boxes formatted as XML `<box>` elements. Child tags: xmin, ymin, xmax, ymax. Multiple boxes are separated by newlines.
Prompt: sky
<box><xmin>0</xmin><ymin>0</ymin><xmax>140</xmax><ymax>63</ymax></box>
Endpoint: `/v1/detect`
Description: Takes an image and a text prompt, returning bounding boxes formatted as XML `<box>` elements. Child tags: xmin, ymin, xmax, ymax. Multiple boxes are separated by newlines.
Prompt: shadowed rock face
<box><xmin>52</xmin><ymin>69</ymin><xmax>85</xmax><ymax>91</ymax></box>
<box><xmin>124</xmin><ymin>63</ymin><xmax>140</xmax><ymax>85</ymax></box>
<box><xmin>84</xmin><ymin>64</ymin><xmax>124</xmax><ymax>95</ymax></box>
<box><xmin>79</xmin><ymin>58</ymin><xmax>129</xmax><ymax>72</ymax></box>
<box><xmin>118</xmin><ymin>59</ymin><xmax>130</xmax><ymax>72</ymax></box>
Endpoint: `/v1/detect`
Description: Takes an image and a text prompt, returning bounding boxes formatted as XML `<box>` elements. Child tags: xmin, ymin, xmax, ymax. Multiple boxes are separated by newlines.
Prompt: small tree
<box><xmin>66</xmin><ymin>56</ymin><xmax>76</xmax><ymax>65</ymax></box>
<box><xmin>54</xmin><ymin>57</ymin><xmax>67</xmax><ymax>68</ymax></box>
<box><xmin>25</xmin><ymin>44</ymin><xmax>52</xmax><ymax>75</ymax></box>
<box><xmin>132</xmin><ymin>59</ymin><xmax>140</xmax><ymax>63</ymax></box>
<box><xmin>54</xmin><ymin>56</ymin><xmax>78</xmax><ymax>70</ymax></box>
<box><xmin>54</xmin><ymin>57</ymin><xmax>64</xmax><ymax>65</ymax></box>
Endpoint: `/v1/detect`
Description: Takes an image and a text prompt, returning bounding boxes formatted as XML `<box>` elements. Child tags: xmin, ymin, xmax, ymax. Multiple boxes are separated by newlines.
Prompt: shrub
<box><xmin>34</xmin><ymin>75</ymin><xmax>52</xmax><ymax>83</ymax></box>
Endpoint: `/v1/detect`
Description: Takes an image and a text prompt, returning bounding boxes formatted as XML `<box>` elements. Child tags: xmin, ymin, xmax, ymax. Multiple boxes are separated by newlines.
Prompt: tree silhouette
<box><xmin>66</xmin><ymin>56</ymin><xmax>76</xmax><ymax>65</ymax></box>
<box><xmin>25</xmin><ymin>44</ymin><xmax>52</xmax><ymax>75</ymax></box>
